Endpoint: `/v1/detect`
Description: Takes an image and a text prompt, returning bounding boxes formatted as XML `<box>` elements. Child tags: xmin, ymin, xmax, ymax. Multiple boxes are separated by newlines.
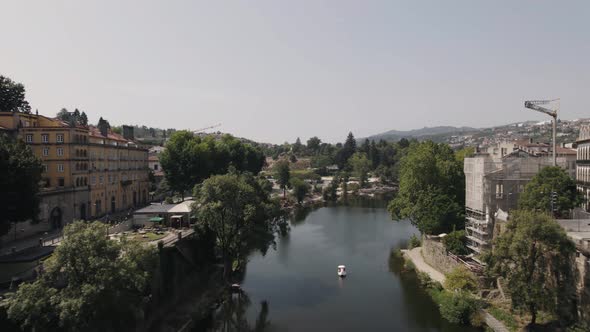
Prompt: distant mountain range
<box><xmin>364</xmin><ymin>126</ymin><xmax>480</xmax><ymax>142</ymax></box>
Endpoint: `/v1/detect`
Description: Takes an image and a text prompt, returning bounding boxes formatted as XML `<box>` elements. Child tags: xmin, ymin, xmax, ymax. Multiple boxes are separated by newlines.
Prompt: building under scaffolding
<box><xmin>464</xmin><ymin>150</ymin><xmax>564</xmax><ymax>253</ymax></box>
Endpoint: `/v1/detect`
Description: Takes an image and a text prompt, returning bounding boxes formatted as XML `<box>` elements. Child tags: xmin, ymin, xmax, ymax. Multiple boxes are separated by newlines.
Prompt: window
<box><xmin>56</xmin><ymin>134</ymin><xmax>64</xmax><ymax>143</ymax></box>
<box><xmin>99</xmin><ymin>176</ymin><xmax>104</xmax><ymax>184</ymax></box>
<box><xmin>154</xmin><ymin>164</ymin><xmax>158</xmax><ymax>170</ymax></box>
<box><xmin>43</xmin><ymin>147</ymin><xmax>49</xmax><ymax>156</ymax></box>
<box><xmin>26</xmin><ymin>134</ymin><xmax>33</xmax><ymax>143</ymax></box>
<box><xmin>42</xmin><ymin>164</ymin><xmax>48</xmax><ymax>172</ymax></box>
<box><xmin>41</xmin><ymin>134</ymin><xmax>49</xmax><ymax>143</ymax></box>
<box><xmin>57</xmin><ymin>147</ymin><xmax>64</xmax><ymax>156</ymax></box>
<box><xmin>57</xmin><ymin>164</ymin><xmax>64</xmax><ymax>172</ymax></box>
<box><xmin>496</xmin><ymin>184</ymin><xmax>504</xmax><ymax>198</ymax></box>
<box><xmin>58</xmin><ymin>178</ymin><xmax>65</xmax><ymax>187</ymax></box>
<box><xmin>91</xmin><ymin>176</ymin><xmax>96</xmax><ymax>185</ymax></box>
<box><xmin>44</xmin><ymin>178</ymin><xmax>51</xmax><ymax>188</ymax></box>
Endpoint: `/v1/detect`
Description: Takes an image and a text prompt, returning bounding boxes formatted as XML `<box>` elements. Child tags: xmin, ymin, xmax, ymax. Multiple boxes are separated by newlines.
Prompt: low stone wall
<box><xmin>421</xmin><ymin>237</ymin><xmax>462</xmax><ymax>276</ymax></box>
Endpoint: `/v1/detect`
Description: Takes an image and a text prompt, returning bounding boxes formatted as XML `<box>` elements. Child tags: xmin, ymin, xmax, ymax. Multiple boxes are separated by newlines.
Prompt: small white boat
<box><xmin>337</xmin><ymin>265</ymin><xmax>347</xmax><ymax>277</ymax></box>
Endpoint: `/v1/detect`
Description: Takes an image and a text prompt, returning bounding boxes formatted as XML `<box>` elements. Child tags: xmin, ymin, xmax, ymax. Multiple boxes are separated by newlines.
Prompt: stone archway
<box><xmin>50</xmin><ymin>207</ymin><xmax>63</xmax><ymax>229</ymax></box>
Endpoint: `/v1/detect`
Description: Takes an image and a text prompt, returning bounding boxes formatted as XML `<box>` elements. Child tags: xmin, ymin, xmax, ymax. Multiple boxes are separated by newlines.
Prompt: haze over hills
<box><xmin>365</xmin><ymin>126</ymin><xmax>480</xmax><ymax>142</ymax></box>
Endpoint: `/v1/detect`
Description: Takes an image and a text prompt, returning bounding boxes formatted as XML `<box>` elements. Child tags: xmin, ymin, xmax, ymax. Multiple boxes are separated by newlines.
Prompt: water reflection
<box><xmin>199</xmin><ymin>291</ymin><xmax>271</xmax><ymax>332</ymax></box>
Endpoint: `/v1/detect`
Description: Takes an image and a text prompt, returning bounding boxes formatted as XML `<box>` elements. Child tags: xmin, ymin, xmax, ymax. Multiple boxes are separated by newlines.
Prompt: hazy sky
<box><xmin>1</xmin><ymin>1</ymin><xmax>589</xmax><ymax>143</ymax></box>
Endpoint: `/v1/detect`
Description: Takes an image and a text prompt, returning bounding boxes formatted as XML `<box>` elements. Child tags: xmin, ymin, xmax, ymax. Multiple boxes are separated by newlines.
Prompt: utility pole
<box><xmin>524</xmin><ymin>99</ymin><xmax>559</xmax><ymax>166</ymax></box>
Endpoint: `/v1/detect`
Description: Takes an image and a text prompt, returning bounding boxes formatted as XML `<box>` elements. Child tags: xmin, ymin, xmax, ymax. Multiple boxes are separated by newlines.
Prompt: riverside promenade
<box><xmin>403</xmin><ymin>247</ymin><xmax>509</xmax><ymax>332</ymax></box>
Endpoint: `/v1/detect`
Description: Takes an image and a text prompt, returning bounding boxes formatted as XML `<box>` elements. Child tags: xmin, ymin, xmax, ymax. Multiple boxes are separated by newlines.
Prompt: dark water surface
<box><xmin>208</xmin><ymin>203</ymin><xmax>479</xmax><ymax>332</ymax></box>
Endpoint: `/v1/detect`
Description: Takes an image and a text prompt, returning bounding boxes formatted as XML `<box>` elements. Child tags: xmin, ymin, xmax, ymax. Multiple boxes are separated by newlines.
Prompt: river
<box><xmin>200</xmin><ymin>201</ymin><xmax>479</xmax><ymax>331</ymax></box>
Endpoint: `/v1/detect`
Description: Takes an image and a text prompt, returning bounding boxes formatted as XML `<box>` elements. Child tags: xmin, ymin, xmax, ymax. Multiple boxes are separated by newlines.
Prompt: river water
<box><xmin>203</xmin><ymin>202</ymin><xmax>479</xmax><ymax>331</ymax></box>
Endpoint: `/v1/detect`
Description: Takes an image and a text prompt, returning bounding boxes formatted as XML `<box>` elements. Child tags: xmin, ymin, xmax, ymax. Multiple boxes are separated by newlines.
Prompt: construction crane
<box><xmin>524</xmin><ymin>99</ymin><xmax>559</xmax><ymax>166</ymax></box>
<box><xmin>193</xmin><ymin>123</ymin><xmax>221</xmax><ymax>134</ymax></box>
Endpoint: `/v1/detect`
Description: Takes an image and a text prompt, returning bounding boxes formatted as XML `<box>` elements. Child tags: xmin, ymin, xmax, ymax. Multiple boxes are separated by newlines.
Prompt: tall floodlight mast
<box><xmin>524</xmin><ymin>99</ymin><xmax>559</xmax><ymax>166</ymax></box>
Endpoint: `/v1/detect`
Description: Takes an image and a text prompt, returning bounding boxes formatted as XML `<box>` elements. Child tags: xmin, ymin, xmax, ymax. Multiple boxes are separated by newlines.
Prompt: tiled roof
<box><xmin>88</xmin><ymin>126</ymin><xmax>130</xmax><ymax>142</ymax></box>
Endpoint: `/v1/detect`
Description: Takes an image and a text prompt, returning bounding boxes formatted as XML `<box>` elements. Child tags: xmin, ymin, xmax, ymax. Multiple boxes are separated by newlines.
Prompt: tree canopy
<box><xmin>388</xmin><ymin>141</ymin><xmax>465</xmax><ymax>234</ymax></box>
<box><xmin>160</xmin><ymin>131</ymin><xmax>265</xmax><ymax>196</ymax></box>
<box><xmin>519</xmin><ymin>166</ymin><xmax>582</xmax><ymax>218</ymax></box>
<box><xmin>0</xmin><ymin>75</ymin><xmax>31</xmax><ymax>113</ymax></box>
<box><xmin>484</xmin><ymin>210</ymin><xmax>578</xmax><ymax>326</ymax></box>
<box><xmin>348</xmin><ymin>152</ymin><xmax>372</xmax><ymax>187</ymax></box>
<box><xmin>273</xmin><ymin>159</ymin><xmax>290</xmax><ymax>199</ymax></box>
<box><xmin>0</xmin><ymin>134</ymin><xmax>42</xmax><ymax>237</ymax></box>
<box><xmin>8</xmin><ymin>221</ymin><xmax>158</xmax><ymax>331</ymax></box>
<box><xmin>56</xmin><ymin>108</ymin><xmax>88</xmax><ymax>127</ymax></box>
<box><xmin>290</xmin><ymin>178</ymin><xmax>310</xmax><ymax>204</ymax></box>
<box><xmin>192</xmin><ymin>172</ymin><xmax>285</xmax><ymax>280</ymax></box>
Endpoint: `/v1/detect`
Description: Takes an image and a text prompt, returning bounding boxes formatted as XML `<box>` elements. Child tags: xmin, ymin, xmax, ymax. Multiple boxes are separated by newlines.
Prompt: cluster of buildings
<box><xmin>0</xmin><ymin>111</ymin><xmax>151</xmax><ymax>241</ymax></box>
<box><xmin>463</xmin><ymin>127</ymin><xmax>589</xmax><ymax>254</ymax></box>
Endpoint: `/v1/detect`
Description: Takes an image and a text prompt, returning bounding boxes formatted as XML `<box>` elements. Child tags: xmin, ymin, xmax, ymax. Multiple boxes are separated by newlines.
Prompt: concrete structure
<box><xmin>464</xmin><ymin>148</ymin><xmax>562</xmax><ymax>253</ymax></box>
<box><xmin>0</xmin><ymin>111</ymin><xmax>149</xmax><ymax>243</ymax></box>
<box><xmin>577</xmin><ymin>125</ymin><xmax>590</xmax><ymax>212</ymax></box>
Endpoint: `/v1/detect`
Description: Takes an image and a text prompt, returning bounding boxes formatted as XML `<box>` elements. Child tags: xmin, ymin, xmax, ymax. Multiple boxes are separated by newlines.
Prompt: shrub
<box><xmin>445</xmin><ymin>266</ymin><xmax>478</xmax><ymax>293</ymax></box>
<box><xmin>408</xmin><ymin>234</ymin><xmax>421</xmax><ymax>249</ymax></box>
<box><xmin>433</xmin><ymin>291</ymin><xmax>481</xmax><ymax>325</ymax></box>
<box><xmin>164</xmin><ymin>196</ymin><xmax>174</xmax><ymax>204</ymax></box>
<box><xmin>443</xmin><ymin>230</ymin><xmax>469</xmax><ymax>255</ymax></box>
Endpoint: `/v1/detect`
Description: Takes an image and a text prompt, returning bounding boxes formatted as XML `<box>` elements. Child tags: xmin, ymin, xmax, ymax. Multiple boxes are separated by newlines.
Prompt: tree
<box><xmin>485</xmin><ymin>210</ymin><xmax>577</xmax><ymax>326</ymax></box>
<box><xmin>273</xmin><ymin>160</ymin><xmax>290</xmax><ymax>199</ymax></box>
<box><xmin>388</xmin><ymin>141</ymin><xmax>465</xmax><ymax>234</ymax></box>
<box><xmin>335</xmin><ymin>132</ymin><xmax>357</xmax><ymax>169</ymax></box>
<box><xmin>445</xmin><ymin>266</ymin><xmax>478</xmax><ymax>293</ymax></box>
<box><xmin>193</xmin><ymin>172</ymin><xmax>284</xmax><ymax>280</ymax></box>
<box><xmin>0</xmin><ymin>134</ymin><xmax>42</xmax><ymax>237</ymax></box>
<box><xmin>519</xmin><ymin>166</ymin><xmax>582</xmax><ymax>218</ymax></box>
<box><xmin>79</xmin><ymin>111</ymin><xmax>88</xmax><ymax>126</ymax></box>
<box><xmin>292</xmin><ymin>137</ymin><xmax>303</xmax><ymax>155</ymax></box>
<box><xmin>0</xmin><ymin>75</ymin><xmax>31</xmax><ymax>113</ymax></box>
<box><xmin>306</xmin><ymin>136</ymin><xmax>321</xmax><ymax>154</ymax></box>
<box><xmin>290</xmin><ymin>178</ymin><xmax>310</xmax><ymax>204</ymax></box>
<box><xmin>7</xmin><ymin>221</ymin><xmax>158</xmax><ymax>331</ymax></box>
<box><xmin>348</xmin><ymin>152</ymin><xmax>371</xmax><ymax>187</ymax></box>
<box><xmin>160</xmin><ymin>131</ymin><xmax>265</xmax><ymax>196</ymax></box>
<box><xmin>442</xmin><ymin>230</ymin><xmax>469</xmax><ymax>255</ymax></box>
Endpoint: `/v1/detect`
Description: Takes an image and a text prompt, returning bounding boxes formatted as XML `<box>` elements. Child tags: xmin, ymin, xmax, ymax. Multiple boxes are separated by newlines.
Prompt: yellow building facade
<box><xmin>0</xmin><ymin>111</ymin><xmax>149</xmax><ymax>235</ymax></box>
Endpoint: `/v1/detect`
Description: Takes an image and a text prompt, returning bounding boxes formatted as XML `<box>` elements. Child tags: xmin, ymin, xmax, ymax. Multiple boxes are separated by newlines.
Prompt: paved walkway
<box><xmin>404</xmin><ymin>247</ymin><xmax>445</xmax><ymax>284</ymax></box>
<box><xmin>403</xmin><ymin>247</ymin><xmax>509</xmax><ymax>332</ymax></box>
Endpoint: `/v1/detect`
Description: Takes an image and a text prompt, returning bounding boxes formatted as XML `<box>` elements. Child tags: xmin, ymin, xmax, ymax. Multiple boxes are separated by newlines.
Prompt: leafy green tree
<box><xmin>273</xmin><ymin>160</ymin><xmax>290</xmax><ymax>199</ymax></box>
<box><xmin>442</xmin><ymin>230</ymin><xmax>469</xmax><ymax>255</ymax></box>
<box><xmin>160</xmin><ymin>131</ymin><xmax>265</xmax><ymax>197</ymax></box>
<box><xmin>348</xmin><ymin>152</ymin><xmax>371</xmax><ymax>187</ymax></box>
<box><xmin>335</xmin><ymin>132</ymin><xmax>357</xmax><ymax>169</ymax></box>
<box><xmin>519</xmin><ymin>166</ymin><xmax>582</xmax><ymax>217</ymax></box>
<box><xmin>388</xmin><ymin>141</ymin><xmax>464</xmax><ymax>234</ymax></box>
<box><xmin>445</xmin><ymin>266</ymin><xmax>478</xmax><ymax>293</ymax></box>
<box><xmin>8</xmin><ymin>221</ymin><xmax>158</xmax><ymax>331</ymax></box>
<box><xmin>432</xmin><ymin>290</ymin><xmax>481</xmax><ymax>325</ymax></box>
<box><xmin>306</xmin><ymin>136</ymin><xmax>321</xmax><ymax>154</ymax></box>
<box><xmin>193</xmin><ymin>172</ymin><xmax>284</xmax><ymax>280</ymax></box>
<box><xmin>290</xmin><ymin>178</ymin><xmax>310</xmax><ymax>204</ymax></box>
<box><xmin>0</xmin><ymin>135</ymin><xmax>42</xmax><ymax>237</ymax></box>
<box><xmin>292</xmin><ymin>137</ymin><xmax>303</xmax><ymax>155</ymax></box>
<box><xmin>485</xmin><ymin>210</ymin><xmax>577</xmax><ymax>326</ymax></box>
<box><xmin>0</xmin><ymin>75</ymin><xmax>31</xmax><ymax>113</ymax></box>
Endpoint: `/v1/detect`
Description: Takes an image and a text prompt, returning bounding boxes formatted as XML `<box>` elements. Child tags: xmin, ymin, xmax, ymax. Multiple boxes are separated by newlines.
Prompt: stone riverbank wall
<box><xmin>421</xmin><ymin>237</ymin><xmax>461</xmax><ymax>275</ymax></box>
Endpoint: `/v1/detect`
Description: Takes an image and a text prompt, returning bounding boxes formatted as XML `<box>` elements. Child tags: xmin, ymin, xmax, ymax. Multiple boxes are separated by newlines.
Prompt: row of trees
<box><xmin>159</xmin><ymin>131</ymin><xmax>266</xmax><ymax>197</ymax></box>
<box><xmin>264</xmin><ymin>133</ymin><xmax>413</xmax><ymax>184</ymax></box>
